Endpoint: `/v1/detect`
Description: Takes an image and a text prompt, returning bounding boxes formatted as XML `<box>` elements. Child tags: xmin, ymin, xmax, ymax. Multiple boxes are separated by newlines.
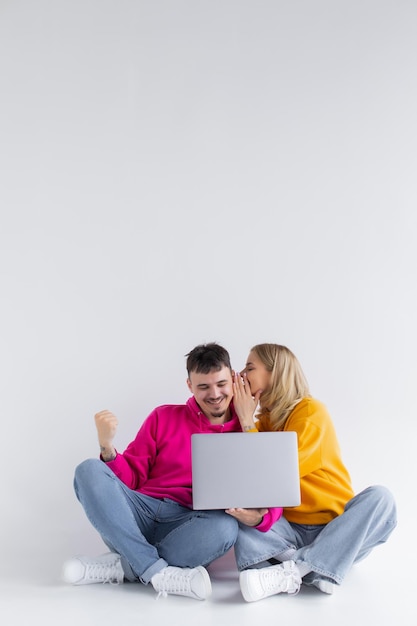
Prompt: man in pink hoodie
<box><xmin>62</xmin><ymin>343</ymin><xmax>266</xmax><ymax>600</ymax></box>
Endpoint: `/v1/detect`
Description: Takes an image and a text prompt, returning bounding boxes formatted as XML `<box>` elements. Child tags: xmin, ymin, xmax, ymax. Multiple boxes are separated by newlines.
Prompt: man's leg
<box><xmin>73</xmin><ymin>458</ymin><xmax>167</xmax><ymax>582</ymax></box>
<box><xmin>153</xmin><ymin>501</ymin><xmax>239</xmax><ymax>568</ymax></box>
<box><xmin>66</xmin><ymin>459</ymin><xmax>214</xmax><ymax>599</ymax></box>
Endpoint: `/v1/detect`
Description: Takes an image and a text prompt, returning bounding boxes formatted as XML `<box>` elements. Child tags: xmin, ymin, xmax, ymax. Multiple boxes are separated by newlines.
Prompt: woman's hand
<box><xmin>225</xmin><ymin>507</ymin><xmax>268</xmax><ymax>526</ymax></box>
<box><xmin>232</xmin><ymin>371</ymin><xmax>262</xmax><ymax>431</ymax></box>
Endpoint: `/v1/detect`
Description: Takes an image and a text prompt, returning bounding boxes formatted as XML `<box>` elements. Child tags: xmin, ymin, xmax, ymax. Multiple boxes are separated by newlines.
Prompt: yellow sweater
<box><xmin>256</xmin><ymin>397</ymin><xmax>354</xmax><ymax>524</ymax></box>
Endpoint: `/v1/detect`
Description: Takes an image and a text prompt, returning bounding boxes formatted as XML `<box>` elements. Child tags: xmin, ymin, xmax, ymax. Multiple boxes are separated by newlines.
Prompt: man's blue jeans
<box><xmin>74</xmin><ymin>459</ymin><xmax>239</xmax><ymax>584</ymax></box>
<box><xmin>234</xmin><ymin>485</ymin><xmax>396</xmax><ymax>584</ymax></box>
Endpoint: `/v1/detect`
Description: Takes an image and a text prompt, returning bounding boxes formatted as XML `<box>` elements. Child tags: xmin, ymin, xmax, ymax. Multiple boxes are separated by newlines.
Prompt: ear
<box><xmin>186</xmin><ymin>378</ymin><xmax>192</xmax><ymax>393</ymax></box>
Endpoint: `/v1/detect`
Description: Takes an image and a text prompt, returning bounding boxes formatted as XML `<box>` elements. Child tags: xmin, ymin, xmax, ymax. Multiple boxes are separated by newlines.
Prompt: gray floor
<box><xmin>1</xmin><ymin>527</ymin><xmax>412</xmax><ymax>626</ymax></box>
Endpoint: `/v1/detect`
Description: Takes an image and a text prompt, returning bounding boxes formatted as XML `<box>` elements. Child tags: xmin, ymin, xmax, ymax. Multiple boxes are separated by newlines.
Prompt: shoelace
<box><xmin>260</xmin><ymin>566</ymin><xmax>300</xmax><ymax>595</ymax></box>
<box><xmin>155</xmin><ymin>570</ymin><xmax>193</xmax><ymax>600</ymax></box>
<box><xmin>85</xmin><ymin>561</ymin><xmax>121</xmax><ymax>585</ymax></box>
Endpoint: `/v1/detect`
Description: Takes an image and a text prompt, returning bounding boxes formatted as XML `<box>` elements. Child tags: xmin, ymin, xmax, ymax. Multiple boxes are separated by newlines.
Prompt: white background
<box><xmin>1</xmin><ymin>0</ymin><xmax>415</xmax><ymax>595</ymax></box>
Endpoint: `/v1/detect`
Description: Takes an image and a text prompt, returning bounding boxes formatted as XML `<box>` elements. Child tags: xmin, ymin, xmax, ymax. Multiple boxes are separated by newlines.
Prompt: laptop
<box><xmin>191</xmin><ymin>431</ymin><xmax>300</xmax><ymax>510</ymax></box>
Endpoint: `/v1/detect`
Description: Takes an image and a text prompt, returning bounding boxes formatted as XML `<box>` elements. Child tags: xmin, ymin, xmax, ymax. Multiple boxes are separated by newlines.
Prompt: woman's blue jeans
<box><xmin>74</xmin><ymin>459</ymin><xmax>239</xmax><ymax>584</ymax></box>
<box><xmin>234</xmin><ymin>485</ymin><xmax>397</xmax><ymax>585</ymax></box>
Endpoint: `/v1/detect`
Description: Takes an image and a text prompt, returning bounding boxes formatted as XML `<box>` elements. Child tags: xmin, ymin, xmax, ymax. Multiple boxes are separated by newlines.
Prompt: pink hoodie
<box><xmin>105</xmin><ymin>396</ymin><xmax>282</xmax><ymax>532</ymax></box>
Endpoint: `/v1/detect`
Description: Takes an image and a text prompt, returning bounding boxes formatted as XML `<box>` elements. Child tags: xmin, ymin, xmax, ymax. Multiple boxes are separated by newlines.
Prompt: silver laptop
<box><xmin>191</xmin><ymin>431</ymin><xmax>300</xmax><ymax>510</ymax></box>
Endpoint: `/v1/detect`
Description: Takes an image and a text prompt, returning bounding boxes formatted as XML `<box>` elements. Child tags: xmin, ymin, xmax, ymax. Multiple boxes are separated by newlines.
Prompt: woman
<box><xmin>227</xmin><ymin>343</ymin><xmax>397</xmax><ymax>602</ymax></box>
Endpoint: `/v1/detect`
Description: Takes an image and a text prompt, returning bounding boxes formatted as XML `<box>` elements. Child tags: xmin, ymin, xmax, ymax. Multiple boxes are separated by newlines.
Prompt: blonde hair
<box><xmin>252</xmin><ymin>344</ymin><xmax>310</xmax><ymax>431</ymax></box>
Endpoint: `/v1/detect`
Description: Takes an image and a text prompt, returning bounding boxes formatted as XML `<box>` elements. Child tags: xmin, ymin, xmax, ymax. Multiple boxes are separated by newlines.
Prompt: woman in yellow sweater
<box><xmin>228</xmin><ymin>343</ymin><xmax>397</xmax><ymax>602</ymax></box>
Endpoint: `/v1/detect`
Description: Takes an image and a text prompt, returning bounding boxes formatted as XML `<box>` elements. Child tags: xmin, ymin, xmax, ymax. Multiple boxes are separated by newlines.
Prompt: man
<box><xmin>62</xmin><ymin>343</ymin><xmax>243</xmax><ymax>600</ymax></box>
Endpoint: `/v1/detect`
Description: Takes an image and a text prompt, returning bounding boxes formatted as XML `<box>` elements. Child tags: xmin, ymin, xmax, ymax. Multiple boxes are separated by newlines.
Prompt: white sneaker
<box><xmin>151</xmin><ymin>565</ymin><xmax>212</xmax><ymax>600</ymax></box>
<box><xmin>239</xmin><ymin>561</ymin><xmax>301</xmax><ymax>602</ymax></box>
<box><xmin>307</xmin><ymin>578</ymin><xmax>336</xmax><ymax>594</ymax></box>
<box><xmin>62</xmin><ymin>553</ymin><xmax>124</xmax><ymax>585</ymax></box>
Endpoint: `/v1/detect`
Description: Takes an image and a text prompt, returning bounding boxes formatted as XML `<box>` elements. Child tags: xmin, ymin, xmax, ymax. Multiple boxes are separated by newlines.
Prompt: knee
<box><xmin>210</xmin><ymin>513</ymin><xmax>239</xmax><ymax>542</ymax></box>
<box><xmin>74</xmin><ymin>458</ymin><xmax>106</xmax><ymax>492</ymax></box>
<box><xmin>360</xmin><ymin>485</ymin><xmax>397</xmax><ymax>518</ymax></box>
<box><xmin>221</xmin><ymin>516</ymin><xmax>239</xmax><ymax>551</ymax></box>
<box><xmin>225</xmin><ymin>515</ymin><xmax>239</xmax><ymax>540</ymax></box>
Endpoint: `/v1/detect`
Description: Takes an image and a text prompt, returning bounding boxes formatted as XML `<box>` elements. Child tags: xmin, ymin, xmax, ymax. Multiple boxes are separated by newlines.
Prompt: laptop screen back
<box><xmin>191</xmin><ymin>431</ymin><xmax>300</xmax><ymax>510</ymax></box>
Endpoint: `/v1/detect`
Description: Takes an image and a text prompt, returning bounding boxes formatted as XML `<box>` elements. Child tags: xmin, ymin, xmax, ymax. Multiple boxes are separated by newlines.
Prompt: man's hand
<box><xmin>225</xmin><ymin>507</ymin><xmax>268</xmax><ymax>526</ymax></box>
<box><xmin>94</xmin><ymin>410</ymin><xmax>118</xmax><ymax>461</ymax></box>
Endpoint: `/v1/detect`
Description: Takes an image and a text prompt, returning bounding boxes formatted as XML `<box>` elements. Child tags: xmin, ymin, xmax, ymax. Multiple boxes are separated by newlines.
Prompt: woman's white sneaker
<box><xmin>308</xmin><ymin>577</ymin><xmax>336</xmax><ymax>594</ymax></box>
<box><xmin>62</xmin><ymin>553</ymin><xmax>124</xmax><ymax>585</ymax></box>
<box><xmin>239</xmin><ymin>561</ymin><xmax>301</xmax><ymax>602</ymax></box>
<box><xmin>151</xmin><ymin>565</ymin><xmax>212</xmax><ymax>600</ymax></box>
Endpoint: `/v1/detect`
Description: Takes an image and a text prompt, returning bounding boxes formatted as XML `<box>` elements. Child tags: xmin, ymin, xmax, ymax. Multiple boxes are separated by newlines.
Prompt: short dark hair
<box><xmin>185</xmin><ymin>342</ymin><xmax>232</xmax><ymax>376</ymax></box>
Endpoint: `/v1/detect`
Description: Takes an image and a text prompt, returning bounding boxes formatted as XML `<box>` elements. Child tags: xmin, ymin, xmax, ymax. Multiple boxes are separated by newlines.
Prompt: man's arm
<box><xmin>95</xmin><ymin>410</ymin><xmax>118</xmax><ymax>461</ymax></box>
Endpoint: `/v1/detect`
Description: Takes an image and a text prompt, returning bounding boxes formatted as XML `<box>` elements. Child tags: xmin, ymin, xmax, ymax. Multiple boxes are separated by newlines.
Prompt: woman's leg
<box><xmin>234</xmin><ymin>515</ymin><xmax>301</xmax><ymax>571</ymax></box>
<box><xmin>294</xmin><ymin>485</ymin><xmax>397</xmax><ymax>584</ymax></box>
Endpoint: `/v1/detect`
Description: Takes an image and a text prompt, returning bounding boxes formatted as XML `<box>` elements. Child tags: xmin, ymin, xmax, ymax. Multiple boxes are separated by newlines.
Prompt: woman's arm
<box><xmin>229</xmin><ymin>374</ymin><xmax>283</xmax><ymax>531</ymax></box>
<box><xmin>232</xmin><ymin>371</ymin><xmax>261</xmax><ymax>431</ymax></box>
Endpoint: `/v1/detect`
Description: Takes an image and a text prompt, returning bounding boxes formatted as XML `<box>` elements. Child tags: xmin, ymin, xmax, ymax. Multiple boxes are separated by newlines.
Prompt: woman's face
<box><xmin>242</xmin><ymin>350</ymin><xmax>272</xmax><ymax>396</ymax></box>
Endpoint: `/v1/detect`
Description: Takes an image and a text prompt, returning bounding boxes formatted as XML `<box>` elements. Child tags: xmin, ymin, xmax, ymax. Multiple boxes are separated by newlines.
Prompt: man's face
<box><xmin>187</xmin><ymin>366</ymin><xmax>233</xmax><ymax>422</ymax></box>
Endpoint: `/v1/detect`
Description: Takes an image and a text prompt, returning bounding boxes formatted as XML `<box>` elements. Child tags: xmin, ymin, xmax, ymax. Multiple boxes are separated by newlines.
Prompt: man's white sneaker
<box><xmin>151</xmin><ymin>565</ymin><xmax>212</xmax><ymax>600</ymax></box>
<box><xmin>239</xmin><ymin>561</ymin><xmax>301</xmax><ymax>602</ymax></box>
<box><xmin>62</xmin><ymin>553</ymin><xmax>124</xmax><ymax>585</ymax></box>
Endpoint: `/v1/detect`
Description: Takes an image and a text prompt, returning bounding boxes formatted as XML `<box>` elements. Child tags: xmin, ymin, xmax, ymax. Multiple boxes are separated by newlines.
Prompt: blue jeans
<box><xmin>234</xmin><ymin>485</ymin><xmax>397</xmax><ymax>584</ymax></box>
<box><xmin>74</xmin><ymin>459</ymin><xmax>239</xmax><ymax>584</ymax></box>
